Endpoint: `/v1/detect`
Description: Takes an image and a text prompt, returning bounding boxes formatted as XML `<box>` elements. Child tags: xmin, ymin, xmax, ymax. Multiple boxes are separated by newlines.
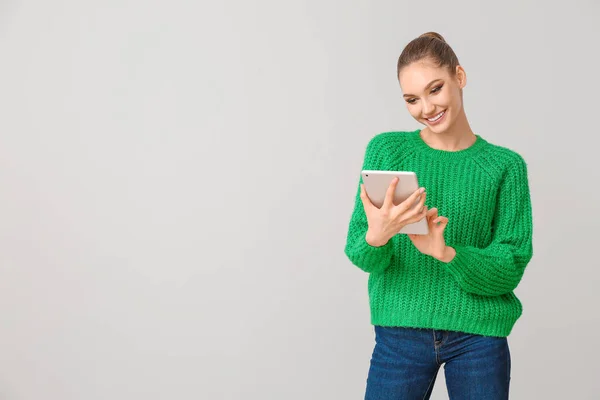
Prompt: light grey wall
<box><xmin>0</xmin><ymin>0</ymin><xmax>597</xmax><ymax>399</ymax></box>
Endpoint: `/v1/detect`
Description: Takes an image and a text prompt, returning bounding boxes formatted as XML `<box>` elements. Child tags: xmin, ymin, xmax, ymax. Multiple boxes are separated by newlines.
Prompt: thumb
<box><xmin>359</xmin><ymin>184</ymin><xmax>374</xmax><ymax>210</ymax></box>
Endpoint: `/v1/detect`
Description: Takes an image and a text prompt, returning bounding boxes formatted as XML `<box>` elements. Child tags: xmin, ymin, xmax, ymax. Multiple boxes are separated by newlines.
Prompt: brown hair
<box><xmin>396</xmin><ymin>32</ymin><xmax>460</xmax><ymax>78</ymax></box>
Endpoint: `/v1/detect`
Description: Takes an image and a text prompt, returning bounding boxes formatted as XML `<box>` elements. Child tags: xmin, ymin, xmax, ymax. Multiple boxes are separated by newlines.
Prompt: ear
<box><xmin>455</xmin><ymin>65</ymin><xmax>467</xmax><ymax>89</ymax></box>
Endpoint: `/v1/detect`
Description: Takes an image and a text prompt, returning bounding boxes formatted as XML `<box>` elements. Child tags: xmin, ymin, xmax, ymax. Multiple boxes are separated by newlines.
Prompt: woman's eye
<box><xmin>406</xmin><ymin>99</ymin><xmax>417</xmax><ymax>104</ymax></box>
<box><xmin>431</xmin><ymin>85</ymin><xmax>443</xmax><ymax>93</ymax></box>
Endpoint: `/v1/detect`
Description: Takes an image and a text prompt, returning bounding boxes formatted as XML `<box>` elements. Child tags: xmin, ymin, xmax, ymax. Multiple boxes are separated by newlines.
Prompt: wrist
<box><xmin>435</xmin><ymin>246</ymin><xmax>456</xmax><ymax>263</ymax></box>
<box><xmin>365</xmin><ymin>230</ymin><xmax>389</xmax><ymax>247</ymax></box>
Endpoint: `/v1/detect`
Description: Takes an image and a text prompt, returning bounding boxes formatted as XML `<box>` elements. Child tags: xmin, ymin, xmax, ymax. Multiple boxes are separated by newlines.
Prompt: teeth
<box><xmin>427</xmin><ymin>111</ymin><xmax>445</xmax><ymax>122</ymax></box>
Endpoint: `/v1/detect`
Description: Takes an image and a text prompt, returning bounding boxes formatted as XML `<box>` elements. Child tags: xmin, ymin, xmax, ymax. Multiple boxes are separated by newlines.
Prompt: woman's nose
<box><xmin>422</xmin><ymin>101</ymin><xmax>435</xmax><ymax>116</ymax></box>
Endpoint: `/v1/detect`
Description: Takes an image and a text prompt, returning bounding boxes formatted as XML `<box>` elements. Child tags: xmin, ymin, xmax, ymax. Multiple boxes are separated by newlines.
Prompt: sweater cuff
<box><xmin>442</xmin><ymin>245</ymin><xmax>471</xmax><ymax>282</ymax></box>
<box><xmin>442</xmin><ymin>245</ymin><xmax>498</xmax><ymax>295</ymax></box>
<box><xmin>351</xmin><ymin>234</ymin><xmax>394</xmax><ymax>274</ymax></box>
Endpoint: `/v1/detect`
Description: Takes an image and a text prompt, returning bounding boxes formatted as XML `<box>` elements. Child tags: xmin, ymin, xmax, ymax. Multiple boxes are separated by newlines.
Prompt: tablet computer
<box><xmin>361</xmin><ymin>170</ymin><xmax>429</xmax><ymax>235</ymax></box>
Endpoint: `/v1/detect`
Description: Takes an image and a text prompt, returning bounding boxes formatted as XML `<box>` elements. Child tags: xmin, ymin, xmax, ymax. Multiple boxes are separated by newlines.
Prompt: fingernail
<box><xmin>419</xmin><ymin>187</ymin><xmax>425</xmax><ymax>193</ymax></box>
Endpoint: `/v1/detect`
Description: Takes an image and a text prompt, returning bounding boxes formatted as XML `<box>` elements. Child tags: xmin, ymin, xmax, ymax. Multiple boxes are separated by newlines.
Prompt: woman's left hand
<box><xmin>408</xmin><ymin>207</ymin><xmax>453</xmax><ymax>261</ymax></box>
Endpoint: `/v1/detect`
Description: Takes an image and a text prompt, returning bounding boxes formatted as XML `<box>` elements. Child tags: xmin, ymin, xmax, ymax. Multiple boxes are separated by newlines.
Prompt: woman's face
<box><xmin>398</xmin><ymin>60</ymin><xmax>466</xmax><ymax>134</ymax></box>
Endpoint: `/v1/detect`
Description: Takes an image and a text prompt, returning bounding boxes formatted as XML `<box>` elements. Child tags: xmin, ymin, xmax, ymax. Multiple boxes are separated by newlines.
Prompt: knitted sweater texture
<box><xmin>344</xmin><ymin>130</ymin><xmax>533</xmax><ymax>337</ymax></box>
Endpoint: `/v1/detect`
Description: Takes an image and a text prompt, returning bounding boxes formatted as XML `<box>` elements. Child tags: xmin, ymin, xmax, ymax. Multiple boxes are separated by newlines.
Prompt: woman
<box><xmin>344</xmin><ymin>32</ymin><xmax>533</xmax><ymax>400</ymax></box>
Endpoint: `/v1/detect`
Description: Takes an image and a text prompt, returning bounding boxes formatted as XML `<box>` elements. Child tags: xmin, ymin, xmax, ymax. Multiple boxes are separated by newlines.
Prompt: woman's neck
<box><xmin>420</xmin><ymin>110</ymin><xmax>476</xmax><ymax>151</ymax></box>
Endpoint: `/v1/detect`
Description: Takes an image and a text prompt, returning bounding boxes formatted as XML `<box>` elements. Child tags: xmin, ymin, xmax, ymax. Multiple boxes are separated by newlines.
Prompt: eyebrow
<box><xmin>403</xmin><ymin>79</ymin><xmax>444</xmax><ymax>98</ymax></box>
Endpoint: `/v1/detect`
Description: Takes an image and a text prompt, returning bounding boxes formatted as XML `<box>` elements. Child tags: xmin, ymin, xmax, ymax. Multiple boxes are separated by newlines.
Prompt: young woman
<box><xmin>344</xmin><ymin>32</ymin><xmax>533</xmax><ymax>400</ymax></box>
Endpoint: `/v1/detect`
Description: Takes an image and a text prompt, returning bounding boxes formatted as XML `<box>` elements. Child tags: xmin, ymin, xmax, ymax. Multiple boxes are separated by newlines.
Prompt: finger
<box><xmin>432</xmin><ymin>215</ymin><xmax>447</xmax><ymax>224</ymax></box>
<box><xmin>383</xmin><ymin>177</ymin><xmax>400</xmax><ymax>208</ymax></box>
<box><xmin>406</xmin><ymin>191</ymin><xmax>427</xmax><ymax>216</ymax></box>
<box><xmin>405</xmin><ymin>204</ymin><xmax>428</xmax><ymax>225</ymax></box>
<box><xmin>433</xmin><ymin>216</ymin><xmax>449</xmax><ymax>229</ymax></box>
<box><xmin>359</xmin><ymin>184</ymin><xmax>373</xmax><ymax>210</ymax></box>
<box><xmin>416</xmin><ymin>191</ymin><xmax>427</xmax><ymax>209</ymax></box>
<box><xmin>408</xmin><ymin>192</ymin><xmax>427</xmax><ymax>218</ymax></box>
<box><xmin>426</xmin><ymin>207</ymin><xmax>438</xmax><ymax>219</ymax></box>
<box><xmin>399</xmin><ymin>186</ymin><xmax>426</xmax><ymax>211</ymax></box>
<box><xmin>426</xmin><ymin>207</ymin><xmax>438</xmax><ymax>225</ymax></box>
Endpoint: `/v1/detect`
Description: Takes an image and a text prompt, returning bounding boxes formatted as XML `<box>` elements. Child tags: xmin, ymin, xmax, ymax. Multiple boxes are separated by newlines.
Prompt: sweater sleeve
<box><xmin>344</xmin><ymin>136</ymin><xmax>395</xmax><ymax>274</ymax></box>
<box><xmin>442</xmin><ymin>156</ymin><xmax>533</xmax><ymax>296</ymax></box>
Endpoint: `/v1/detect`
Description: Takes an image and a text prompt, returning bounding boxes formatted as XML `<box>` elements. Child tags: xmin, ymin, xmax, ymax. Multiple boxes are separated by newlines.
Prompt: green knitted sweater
<box><xmin>344</xmin><ymin>129</ymin><xmax>533</xmax><ymax>337</ymax></box>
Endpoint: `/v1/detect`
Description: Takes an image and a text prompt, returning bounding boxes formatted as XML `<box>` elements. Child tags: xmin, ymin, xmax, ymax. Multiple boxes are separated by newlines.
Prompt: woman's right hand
<box><xmin>360</xmin><ymin>177</ymin><xmax>428</xmax><ymax>247</ymax></box>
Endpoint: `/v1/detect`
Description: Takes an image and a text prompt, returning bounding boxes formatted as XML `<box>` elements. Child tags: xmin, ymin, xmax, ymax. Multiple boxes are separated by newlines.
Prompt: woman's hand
<box><xmin>408</xmin><ymin>207</ymin><xmax>455</xmax><ymax>262</ymax></box>
<box><xmin>360</xmin><ymin>177</ymin><xmax>428</xmax><ymax>247</ymax></box>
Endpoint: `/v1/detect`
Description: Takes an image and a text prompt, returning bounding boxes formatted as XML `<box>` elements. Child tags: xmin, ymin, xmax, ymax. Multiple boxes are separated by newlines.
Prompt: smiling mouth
<box><xmin>425</xmin><ymin>110</ymin><xmax>446</xmax><ymax>122</ymax></box>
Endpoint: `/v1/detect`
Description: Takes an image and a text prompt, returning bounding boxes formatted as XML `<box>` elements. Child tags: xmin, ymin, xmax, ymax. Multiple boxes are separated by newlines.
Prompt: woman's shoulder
<box><xmin>481</xmin><ymin>139</ymin><xmax>528</xmax><ymax>168</ymax></box>
<box><xmin>360</xmin><ymin>130</ymin><xmax>418</xmax><ymax>169</ymax></box>
<box><xmin>477</xmin><ymin>139</ymin><xmax>529</xmax><ymax>184</ymax></box>
<box><xmin>365</xmin><ymin>130</ymin><xmax>418</xmax><ymax>152</ymax></box>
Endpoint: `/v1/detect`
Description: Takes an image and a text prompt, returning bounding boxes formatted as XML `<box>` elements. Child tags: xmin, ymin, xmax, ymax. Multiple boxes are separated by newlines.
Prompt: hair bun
<box><xmin>418</xmin><ymin>32</ymin><xmax>446</xmax><ymax>43</ymax></box>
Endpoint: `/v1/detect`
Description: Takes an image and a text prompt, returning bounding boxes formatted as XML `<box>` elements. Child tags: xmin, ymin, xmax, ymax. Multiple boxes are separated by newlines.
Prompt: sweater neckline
<box><xmin>409</xmin><ymin>129</ymin><xmax>487</xmax><ymax>161</ymax></box>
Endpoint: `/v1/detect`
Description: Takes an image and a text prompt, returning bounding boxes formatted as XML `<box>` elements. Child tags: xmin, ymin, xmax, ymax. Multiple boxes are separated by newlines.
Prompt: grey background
<box><xmin>0</xmin><ymin>0</ymin><xmax>598</xmax><ymax>399</ymax></box>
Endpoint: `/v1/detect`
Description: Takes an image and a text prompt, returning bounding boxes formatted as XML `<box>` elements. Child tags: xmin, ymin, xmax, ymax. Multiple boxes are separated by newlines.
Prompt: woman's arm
<box><xmin>344</xmin><ymin>136</ymin><xmax>396</xmax><ymax>274</ymax></box>
<box><xmin>440</xmin><ymin>156</ymin><xmax>534</xmax><ymax>296</ymax></box>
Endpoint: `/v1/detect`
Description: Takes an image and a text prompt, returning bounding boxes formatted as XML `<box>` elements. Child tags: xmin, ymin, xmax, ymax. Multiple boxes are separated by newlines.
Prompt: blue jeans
<box><xmin>365</xmin><ymin>326</ymin><xmax>511</xmax><ymax>399</ymax></box>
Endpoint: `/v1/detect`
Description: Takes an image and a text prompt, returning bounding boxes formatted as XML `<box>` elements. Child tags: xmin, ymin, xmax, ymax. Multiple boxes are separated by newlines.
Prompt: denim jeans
<box><xmin>365</xmin><ymin>326</ymin><xmax>511</xmax><ymax>400</ymax></box>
